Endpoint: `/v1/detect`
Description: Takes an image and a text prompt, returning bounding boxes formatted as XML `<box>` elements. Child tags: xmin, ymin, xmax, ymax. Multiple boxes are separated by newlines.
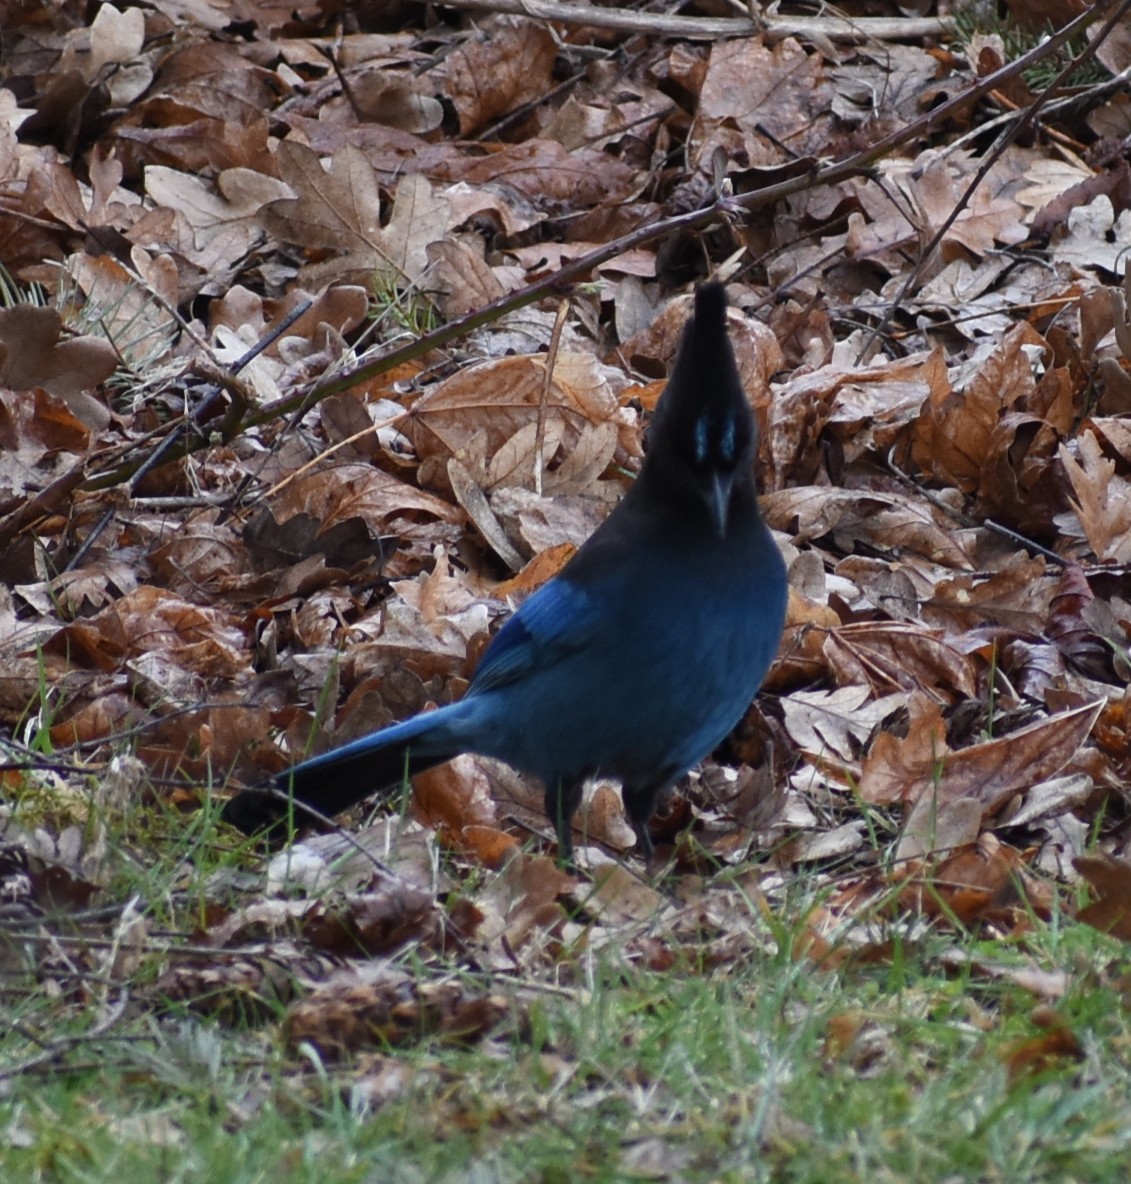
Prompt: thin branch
<box><xmin>0</xmin><ymin>989</ymin><xmax>130</xmax><ymax>1080</ymax></box>
<box><xmin>440</xmin><ymin>0</ymin><xmax>952</xmax><ymax>42</ymax></box>
<box><xmin>535</xmin><ymin>299</ymin><xmax>570</xmax><ymax>497</ymax></box>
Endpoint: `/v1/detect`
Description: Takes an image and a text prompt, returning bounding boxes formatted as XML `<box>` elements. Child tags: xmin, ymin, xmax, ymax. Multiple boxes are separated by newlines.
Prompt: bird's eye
<box><xmin>693</xmin><ymin>417</ymin><xmax>709</xmax><ymax>465</ymax></box>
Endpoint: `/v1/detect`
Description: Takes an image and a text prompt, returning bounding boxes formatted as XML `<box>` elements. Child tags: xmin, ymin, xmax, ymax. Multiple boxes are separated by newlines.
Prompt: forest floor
<box><xmin>2</xmin><ymin>1</ymin><xmax>1131</xmax><ymax>1180</ymax></box>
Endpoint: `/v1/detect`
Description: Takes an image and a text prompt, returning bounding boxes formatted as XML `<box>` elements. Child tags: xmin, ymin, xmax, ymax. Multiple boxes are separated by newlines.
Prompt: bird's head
<box><xmin>642</xmin><ymin>283</ymin><xmax>758</xmax><ymax>538</ymax></box>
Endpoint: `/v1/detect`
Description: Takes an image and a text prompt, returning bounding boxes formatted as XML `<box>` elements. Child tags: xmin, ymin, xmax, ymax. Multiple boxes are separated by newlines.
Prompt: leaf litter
<box><xmin>1</xmin><ymin>0</ymin><xmax>1131</xmax><ymax>1095</ymax></box>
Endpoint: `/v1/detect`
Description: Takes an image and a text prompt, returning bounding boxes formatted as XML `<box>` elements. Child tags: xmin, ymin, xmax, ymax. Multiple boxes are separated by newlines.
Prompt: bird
<box><xmin>222</xmin><ymin>282</ymin><xmax>787</xmax><ymax>861</ymax></box>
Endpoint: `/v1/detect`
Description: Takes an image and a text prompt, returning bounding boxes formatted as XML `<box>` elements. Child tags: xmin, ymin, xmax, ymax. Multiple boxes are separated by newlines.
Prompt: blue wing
<box><xmin>468</xmin><ymin>576</ymin><xmax>602</xmax><ymax>694</ymax></box>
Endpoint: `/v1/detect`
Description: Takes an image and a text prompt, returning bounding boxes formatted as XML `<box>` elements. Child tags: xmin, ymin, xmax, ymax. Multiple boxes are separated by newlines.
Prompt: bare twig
<box><xmin>441</xmin><ymin>0</ymin><xmax>951</xmax><ymax>43</ymax></box>
<box><xmin>535</xmin><ymin>299</ymin><xmax>570</xmax><ymax>497</ymax></box>
<box><xmin>885</xmin><ymin>450</ymin><xmax>1068</xmax><ymax>567</ymax></box>
<box><xmin>0</xmin><ymin>989</ymin><xmax>130</xmax><ymax>1080</ymax></box>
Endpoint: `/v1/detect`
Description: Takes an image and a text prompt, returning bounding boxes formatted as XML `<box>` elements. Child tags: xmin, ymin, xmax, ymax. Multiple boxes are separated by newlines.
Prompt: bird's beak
<box><xmin>708</xmin><ymin>471</ymin><xmax>732</xmax><ymax>537</ymax></box>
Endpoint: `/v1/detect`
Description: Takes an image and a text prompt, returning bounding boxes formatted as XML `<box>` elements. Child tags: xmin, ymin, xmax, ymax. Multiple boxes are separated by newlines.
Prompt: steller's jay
<box><xmin>223</xmin><ymin>283</ymin><xmax>787</xmax><ymax>860</ymax></box>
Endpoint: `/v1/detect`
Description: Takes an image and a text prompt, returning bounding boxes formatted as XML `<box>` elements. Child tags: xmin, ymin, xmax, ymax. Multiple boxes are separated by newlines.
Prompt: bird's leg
<box><xmin>546</xmin><ymin>777</ymin><xmax>584</xmax><ymax>864</ymax></box>
<box><xmin>621</xmin><ymin>780</ymin><xmax>666</xmax><ymax>859</ymax></box>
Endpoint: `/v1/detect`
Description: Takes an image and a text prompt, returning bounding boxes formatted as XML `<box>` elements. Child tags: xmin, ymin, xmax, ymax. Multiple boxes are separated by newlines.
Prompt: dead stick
<box><xmin>440</xmin><ymin>0</ymin><xmax>951</xmax><ymax>43</ymax></box>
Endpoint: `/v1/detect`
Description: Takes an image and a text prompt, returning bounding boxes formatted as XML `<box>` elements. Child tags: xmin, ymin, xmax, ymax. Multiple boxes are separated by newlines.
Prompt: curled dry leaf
<box><xmin>0</xmin><ymin>388</ymin><xmax>90</xmax><ymax>500</ymax></box>
<box><xmin>441</xmin><ymin>15</ymin><xmax>556</xmax><ymax>137</ymax></box>
<box><xmin>823</xmin><ymin>622</ymin><xmax>977</xmax><ymax>701</ymax></box>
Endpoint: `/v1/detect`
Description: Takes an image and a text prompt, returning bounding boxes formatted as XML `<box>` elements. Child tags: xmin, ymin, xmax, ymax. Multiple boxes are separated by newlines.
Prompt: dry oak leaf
<box><xmin>68</xmin><ymin>585</ymin><xmax>250</xmax><ymax>681</ymax></box>
<box><xmin>24</xmin><ymin>151</ymin><xmax>141</xmax><ymax>241</ymax></box>
<box><xmin>337</xmin><ymin>586</ymin><xmax>487</xmax><ymax>690</ymax></box>
<box><xmin>823</xmin><ymin>622</ymin><xmax>978</xmax><ymax>701</ymax></box>
<box><xmin>622</xmin><ymin>296</ymin><xmax>782</xmax><ymax>409</ymax></box>
<box><xmin>582</xmin><ymin>864</ymin><xmax>667</xmax><ymax>927</ymax></box>
<box><xmin>267</xmin><ymin>462</ymin><xmax>462</xmax><ymax>544</ymax></box>
<box><xmin>143</xmin><ymin>165</ymin><xmax>290</xmax><ymax>273</ymax></box>
<box><xmin>897</xmin><ymin>700</ymin><xmax>1104</xmax><ymax>861</ymax></box>
<box><xmin>476</xmin><ymin>852</ymin><xmax>573</xmax><ymax>968</ymax></box>
<box><xmin>911</xmin><ymin>321</ymin><xmax>1049</xmax><ymax>492</ymax></box>
<box><xmin>903</xmin><ymin>153</ymin><xmax>1030</xmax><ymax>258</ymax></box>
<box><xmin>1043</xmin><ymin>561</ymin><xmax>1119</xmax><ymax>681</ymax></box>
<box><xmin>48</xmin><ymin>692</ymin><xmax>141</xmax><ymax>751</ymax></box>
<box><xmin>920</xmin><ymin>554</ymin><xmax>1054</xmax><ymax>635</ymax></box>
<box><xmin>442</xmin><ymin>15</ymin><xmax>556</xmax><ymax>137</ymax></box>
<box><xmin>831</xmin><ymin>555</ymin><xmax>922</xmax><ymax>621</ymax></box>
<box><xmin>902</xmin><ymin>834</ymin><xmax>1053</xmax><ymax>925</ymax></box>
<box><xmin>766</xmin><ymin>349</ymin><xmax>946</xmax><ymax>487</ymax></box>
<box><xmin>413</xmin><ymin>754</ymin><xmax>500</xmax><ymax>840</ymax></box>
<box><xmin>1015</xmin><ymin>157</ymin><xmax>1096</xmax><ymax>223</ymax></box>
<box><xmin>1075</xmin><ymin>852</ymin><xmax>1131</xmax><ymax>941</ymax></box>
<box><xmin>828</xmin><ymin>44</ymin><xmax>966</xmax><ymax>132</ymax></box>
<box><xmin>336</xmin><ymin>69</ymin><xmax>444</xmax><ymax>135</ymax></box>
<box><xmin>448</xmin><ymin>455</ymin><xmax>526</xmax><ymax>571</ymax></box>
<box><xmin>112</xmin><ymin>51</ymin><xmax>275</xmax><ymax>177</ymax></box>
<box><xmin>127</xmin><ymin>38</ymin><xmax>278</xmax><ymax>122</ymax></box>
<box><xmin>691</xmin><ymin>36</ymin><xmax>836</xmax><ymax>172</ymax></box>
<box><xmin>243</xmin><ymin>509</ymin><xmax>382</xmax><ymax>573</ymax></box>
<box><xmin>1086</xmin><ymin>416</ymin><xmax>1131</xmax><ymax>468</ymax></box>
<box><xmin>260</xmin><ymin>142</ymin><xmax>449</xmax><ymax>287</ymax></box>
<box><xmin>1092</xmin><ymin>16</ymin><xmax>1131</xmax><ymax>74</ymax></box>
<box><xmin>0</xmin><ymin>387</ymin><xmax>90</xmax><ymax>499</ymax></box>
<box><xmin>781</xmin><ymin>686</ymin><xmax>908</xmax><ymax>763</ymax></box>
<box><xmin>858</xmin><ymin>691</ymin><xmax>949</xmax><ymax>806</ymax></box>
<box><xmin>87</xmin><ymin>2</ymin><xmax>151</xmax><ymax>106</ymax></box>
<box><xmin>922</xmin><ymin>700</ymin><xmax>1103</xmax><ymax>814</ymax></box>
<box><xmin>451</xmin><ymin>138</ymin><xmax>639</xmax><ymax>208</ymax></box>
<box><xmin>1057</xmin><ymin>429</ymin><xmax>1131</xmax><ymax>563</ymax></box>
<box><xmin>406</xmin><ymin>352</ymin><xmax>623</xmax><ymax>489</ymax></box>
<box><xmin>767</xmin><ymin>587</ymin><xmax>841</xmax><ymax>688</ymax></box>
<box><xmin>426</xmin><ymin>237</ymin><xmax>511</xmax><ymax>320</ymax></box>
<box><xmin>66</xmin><ymin>253</ymin><xmax>178</xmax><ymax>371</ymax></box>
<box><xmin>911</xmin><ymin>256</ymin><xmax>1019</xmax><ymax>343</ymax></box>
<box><xmin>0</xmin><ymin>305</ymin><xmax>116</xmax><ymax>428</ymax></box>
<box><xmin>210</xmin><ymin>284</ymin><xmax>370</xmax><ymax>357</ymax></box>
<box><xmin>843</xmin><ymin>151</ymin><xmax>1028</xmax><ymax>270</ymax></box>
<box><xmin>299</xmin><ymin>888</ymin><xmax>443</xmax><ymax>957</ymax></box>
<box><xmin>759</xmin><ymin>488</ymin><xmax>971</xmax><ymax>569</ymax></box>
<box><xmin>88</xmin><ymin>2</ymin><xmax>145</xmax><ymax>75</ymax></box>
<box><xmin>1053</xmin><ymin>195</ymin><xmax>1131</xmax><ymax>277</ymax></box>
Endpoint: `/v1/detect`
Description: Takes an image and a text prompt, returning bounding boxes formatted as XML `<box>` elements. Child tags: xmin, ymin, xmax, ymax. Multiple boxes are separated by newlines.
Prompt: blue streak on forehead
<box><xmin>693</xmin><ymin>416</ymin><xmax>708</xmax><ymax>463</ymax></box>
<box><xmin>720</xmin><ymin>416</ymin><xmax>736</xmax><ymax>462</ymax></box>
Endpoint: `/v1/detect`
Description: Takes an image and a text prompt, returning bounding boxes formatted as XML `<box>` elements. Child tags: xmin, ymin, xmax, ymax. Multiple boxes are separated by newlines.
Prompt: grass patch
<box><xmin>3</xmin><ymin>820</ymin><xmax>1130</xmax><ymax>1183</ymax></box>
